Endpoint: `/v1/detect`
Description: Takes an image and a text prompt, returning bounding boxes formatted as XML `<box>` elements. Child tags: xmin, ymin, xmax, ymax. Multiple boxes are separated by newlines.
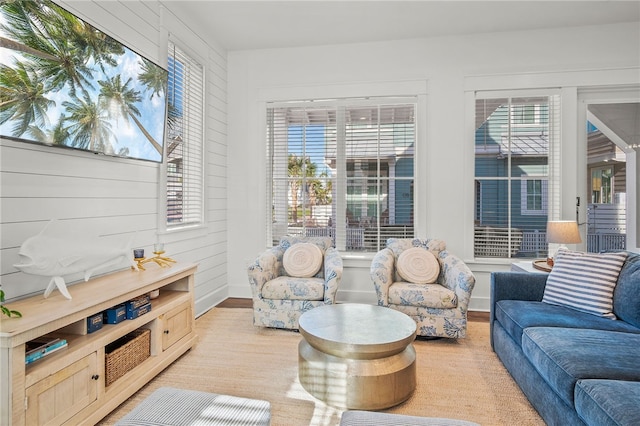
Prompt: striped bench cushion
<box><xmin>340</xmin><ymin>410</ymin><xmax>479</xmax><ymax>425</ymax></box>
<box><xmin>115</xmin><ymin>387</ymin><xmax>271</xmax><ymax>426</ymax></box>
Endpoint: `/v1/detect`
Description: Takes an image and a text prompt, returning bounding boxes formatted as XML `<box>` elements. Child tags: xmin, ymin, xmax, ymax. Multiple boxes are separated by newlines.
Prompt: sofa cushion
<box><xmin>613</xmin><ymin>251</ymin><xmax>640</xmax><ymax>328</ymax></box>
<box><xmin>522</xmin><ymin>327</ymin><xmax>640</xmax><ymax>409</ymax></box>
<box><xmin>261</xmin><ymin>276</ymin><xmax>325</xmax><ymax>301</ymax></box>
<box><xmin>396</xmin><ymin>247</ymin><xmax>440</xmax><ymax>284</ymax></box>
<box><xmin>542</xmin><ymin>250</ymin><xmax>628</xmax><ymax>319</ymax></box>
<box><xmin>574</xmin><ymin>379</ymin><xmax>640</xmax><ymax>426</ymax></box>
<box><xmin>494</xmin><ymin>300</ymin><xmax>640</xmax><ymax>346</ymax></box>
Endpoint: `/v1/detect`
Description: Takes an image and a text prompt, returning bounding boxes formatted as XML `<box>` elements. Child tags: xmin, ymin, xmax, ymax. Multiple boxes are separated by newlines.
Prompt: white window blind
<box><xmin>267</xmin><ymin>98</ymin><xmax>416</xmax><ymax>252</ymax></box>
<box><xmin>166</xmin><ymin>40</ymin><xmax>204</xmax><ymax>227</ymax></box>
<box><xmin>474</xmin><ymin>94</ymin><xmax>560</xmax><ymax>258</ymax></box>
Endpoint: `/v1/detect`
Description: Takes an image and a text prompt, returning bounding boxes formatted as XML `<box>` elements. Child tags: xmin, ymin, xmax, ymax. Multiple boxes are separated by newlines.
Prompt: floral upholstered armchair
<box><xmin>247</xmin><ymin>236</ymin><xmax>343</xmax><ymax>330</ymax></box>
<box><xmin>370</xmin><ymin>238</ymin><xmax>476</xmax><ymax>338</ymax></box>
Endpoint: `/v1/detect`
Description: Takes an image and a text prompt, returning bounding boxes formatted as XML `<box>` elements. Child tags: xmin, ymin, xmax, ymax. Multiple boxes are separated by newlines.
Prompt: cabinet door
<box><xmin>25</xmin><ymin>353</ymin><xmax>98</xmax><ymax>425</ymax></box>
<box><xmin>162</xmin><ymin>304</ymin><xmax>193</xmax><ymax>350</ymax></box>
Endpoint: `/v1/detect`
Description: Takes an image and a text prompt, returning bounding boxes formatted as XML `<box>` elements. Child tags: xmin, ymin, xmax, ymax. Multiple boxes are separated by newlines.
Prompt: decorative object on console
<box><xmin>135</xmin><ymin>243</ymin><xmax>176</xmax><ymax>270</ymax></box>
<box><xmin>546</xmin><ymin>220</ymin><xmax>581</xmax><ymax>264</ymax></box>
<box><xmin>13</xmin><ymin>220</ymin><xmax>137</xmax><ymax>300</ymax></box>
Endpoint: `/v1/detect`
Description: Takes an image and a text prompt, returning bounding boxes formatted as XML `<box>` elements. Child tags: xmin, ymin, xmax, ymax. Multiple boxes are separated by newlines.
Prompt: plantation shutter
<box><xmin>474</xmin><ymin>93</ymin><xmax>560</xmax><ymax>258</ymax></box>
<box><xmin>267</xmin><ymin>98</ymin><xmax>416</xmax><ymax>252</ymax></box>
<box><xmin>166</xmin><ymin>40</ymin><xmax>204</xmax><ymax>227</ymax></box>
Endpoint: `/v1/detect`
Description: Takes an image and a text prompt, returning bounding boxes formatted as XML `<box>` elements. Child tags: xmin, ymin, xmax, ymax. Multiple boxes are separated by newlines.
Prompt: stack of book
<box><xmin>25</xmin><ymin>337</ymin><xmax>68</xmax><ymax>364</ymax></box>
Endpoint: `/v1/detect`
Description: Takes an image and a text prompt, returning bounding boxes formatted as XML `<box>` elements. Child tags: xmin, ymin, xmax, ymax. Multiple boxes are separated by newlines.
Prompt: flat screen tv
<box><xmin>0</xmin><ymin>0</ymin><xmax>168</xmax><ymax>163</ymax></box>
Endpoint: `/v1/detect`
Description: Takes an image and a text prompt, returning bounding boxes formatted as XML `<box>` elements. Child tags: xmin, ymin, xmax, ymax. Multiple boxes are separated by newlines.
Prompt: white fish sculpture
<box><xmin>13</xmin><ymin>220</ymin><xmax>138</xmax><ymax>300</ymax></box>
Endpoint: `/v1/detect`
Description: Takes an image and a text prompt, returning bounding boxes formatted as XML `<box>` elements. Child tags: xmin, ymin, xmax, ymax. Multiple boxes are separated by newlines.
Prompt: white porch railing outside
<box><xmin>289</xmin><ymin>226</ymin><xmax>627</xmax><ymax>254</ymax></box>
<box><xmin>286</xmin><ymin>226</ymin><xmax>413</xmax><ymax>251</ymax></box>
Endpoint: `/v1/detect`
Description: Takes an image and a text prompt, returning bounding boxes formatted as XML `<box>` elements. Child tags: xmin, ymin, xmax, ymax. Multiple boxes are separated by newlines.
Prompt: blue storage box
<box><xmin>125</xmin><ymin>295</ymin><xmax>150</xmax><ymax>312</ymax></box>
<box><xmin>87</xmin><ymin>313</ymin><xmax>103</xmax><ymax>333</ymax></box>
<box><xmin>104</xmin><ymin>305</ymin><xmax>126</xmax><ymax>324</ymax></box>
<box><xmin>126</xmin><ymin>302</ymin><xmax>152</xmax><ymax>320</ymax></box>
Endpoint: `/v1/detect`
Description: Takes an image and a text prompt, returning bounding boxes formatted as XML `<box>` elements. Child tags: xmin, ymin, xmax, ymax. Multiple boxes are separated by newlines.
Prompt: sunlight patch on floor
<box><xmin>286</xmin><ymin>375</ymin><xmax>344</xmax><ymax>426</ymax></box>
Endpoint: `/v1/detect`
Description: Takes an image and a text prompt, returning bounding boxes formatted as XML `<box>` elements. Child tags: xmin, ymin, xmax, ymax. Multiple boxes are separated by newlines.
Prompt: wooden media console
<box><xmin>0</xmin><ymin>262</ymin><xmax>198</xmax><ymax>425</ymax></box>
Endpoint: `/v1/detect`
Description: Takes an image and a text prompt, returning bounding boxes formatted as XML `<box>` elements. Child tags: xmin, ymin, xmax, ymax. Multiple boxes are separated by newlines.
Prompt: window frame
<box><xmin>265</xmin><ymin>96</ymin><xmax>420</xmax><ymax>252</ymax></box>
<box><xmin>472</xmin><ymin>90</ymin><xmax>561</xmax><ymax>259</ymax></box>
<box><xmin>158</xmin><ymin>36</ymin><xmax>206</xmax><ymax>235</ymax></box>
<box><xmin>258</xmin><ymin>81</ymin><xmax>428</xmax><ymax>253</ymax></box>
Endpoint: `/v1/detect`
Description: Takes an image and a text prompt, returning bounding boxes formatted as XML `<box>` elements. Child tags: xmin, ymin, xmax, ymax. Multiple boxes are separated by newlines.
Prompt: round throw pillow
<box><xmin>283</xmin><ymin>243</ymin><xmax>323</xmax><ymax>278</ymax></box>
<box><xmin>396</xmin><ymin>247</ymin><xmax>440</xmax><ymax>284</ymax></box>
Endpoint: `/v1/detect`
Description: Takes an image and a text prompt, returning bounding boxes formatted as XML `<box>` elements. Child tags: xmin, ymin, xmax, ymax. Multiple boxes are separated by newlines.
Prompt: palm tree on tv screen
<box><xmin>1</xmin><ymin>0</ymin><xmax>96</xmax><ymax>99</ymax></box>
<box><xmin>0</xmin><ymin>0</ymin><xmax>166</xmax><ymax>159</ymax></box>
<box><xmin>0</xmin><ymin>61</ymin><xmax>53</xmax><ymax>136</ymax></box>
<box><xmin>98</xmin><ymin>74</ymin><xmax>162</xmax><ymax>155</ymax></box>
<box><xmin>63</xmin><ymin>92</ymin><xmax>113</xmax><ymax>152</ymax></box>
<box><xmin>26</xmin><ymin>113</ymin><xmax>70</xmax><ymax>146</ymax></box>
<box><xmin>139</xmin><ymin>58</ymin><xmax>166</xmax><ymax>100</ymax></box>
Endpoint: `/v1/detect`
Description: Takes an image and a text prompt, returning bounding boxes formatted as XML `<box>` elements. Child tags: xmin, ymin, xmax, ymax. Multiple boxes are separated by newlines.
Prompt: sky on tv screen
<box><xmin>0</xmin><ymin>0</ymin><xmax>168</xmax><ymax>163</ymax></box>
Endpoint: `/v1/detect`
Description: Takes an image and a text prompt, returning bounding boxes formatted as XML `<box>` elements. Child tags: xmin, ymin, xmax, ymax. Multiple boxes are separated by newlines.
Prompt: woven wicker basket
<box><xmin>105</xmin><ymin>328</ymin><xmax>150</xmax><ymax>386</ymax></box>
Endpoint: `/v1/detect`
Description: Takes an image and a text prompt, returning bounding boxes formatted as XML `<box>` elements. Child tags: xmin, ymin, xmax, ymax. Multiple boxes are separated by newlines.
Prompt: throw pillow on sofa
<box><xmin>542</xmin><ymin>249</ymin><xmax>628</xmax><ymax>319</ymax></box>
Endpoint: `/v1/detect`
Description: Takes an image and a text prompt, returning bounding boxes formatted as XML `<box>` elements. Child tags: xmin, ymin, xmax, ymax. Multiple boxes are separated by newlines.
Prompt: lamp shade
<box><xmin>546</xmin><ymin>221</ymin><xmax>582</xmax><ymax>244</ymax></box>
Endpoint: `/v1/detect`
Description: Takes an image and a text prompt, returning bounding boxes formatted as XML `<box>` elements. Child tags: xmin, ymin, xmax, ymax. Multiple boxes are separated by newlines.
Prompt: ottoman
<box><xmin>115</xmin><ymin>387</ymin><xmax>271</xmax><ymax>426</ymax></box>
<box><xmin>340</xmin><ymin>410</ymin><xmax>480</xmax><ymax>426</ymax></box>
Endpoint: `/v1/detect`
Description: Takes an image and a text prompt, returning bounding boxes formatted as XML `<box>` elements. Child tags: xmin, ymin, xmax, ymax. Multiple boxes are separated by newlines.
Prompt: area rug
<box><xmin>99</xmin><ymin>307</ymin><xmax>544</xmax><ymax>426</ymax></box>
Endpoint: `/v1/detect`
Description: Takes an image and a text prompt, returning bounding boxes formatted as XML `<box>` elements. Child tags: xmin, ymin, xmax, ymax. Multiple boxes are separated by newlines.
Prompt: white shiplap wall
<box><xmin>226</xmin><ymin>22</ymin><xmax>640</xmax><ymax>311</ymax></box>
<box><xmin>0</xmin><ymin>0</ymin><xmax>227</xmax><ymax>316</ymax></box>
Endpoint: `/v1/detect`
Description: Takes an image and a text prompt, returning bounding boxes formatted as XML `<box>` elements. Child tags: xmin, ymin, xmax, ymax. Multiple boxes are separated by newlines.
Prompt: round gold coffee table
<box><xmin>298</xmin><ymin>303</ymin><xmax>417</xmax><ymax>410</ymax></box>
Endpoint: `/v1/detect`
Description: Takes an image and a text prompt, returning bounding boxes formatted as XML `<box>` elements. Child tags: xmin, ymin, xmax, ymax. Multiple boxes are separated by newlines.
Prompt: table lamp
<box><xmin>546</xmin><ymin>220</ymin><xmax>581</xmax><ymax>265</ymax></box>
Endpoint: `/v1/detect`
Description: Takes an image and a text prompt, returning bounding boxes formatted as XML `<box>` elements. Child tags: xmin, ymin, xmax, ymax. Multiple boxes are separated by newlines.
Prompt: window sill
<box><xmin>159</xmin><ymin>223</ymin><xmax>208</xmax><ymax>242</ymax></box>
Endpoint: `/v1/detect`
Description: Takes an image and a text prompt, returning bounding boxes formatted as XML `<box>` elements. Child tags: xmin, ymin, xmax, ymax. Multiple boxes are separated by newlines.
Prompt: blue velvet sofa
<box><xmin>490</xmin><ymin>251</ymin><xmax>640</xmax><ymax>426</ymax></box>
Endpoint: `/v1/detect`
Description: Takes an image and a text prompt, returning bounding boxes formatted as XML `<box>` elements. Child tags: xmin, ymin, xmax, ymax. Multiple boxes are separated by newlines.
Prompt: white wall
<box><xmin>0</xmin><ymin>0</ymin><xmax>228</xmax><ymax>316</ymax></box>
<box><xmin>227</xmin><ymin>22</ymin><xmax>640</xmax><ymax>311</ymax></box>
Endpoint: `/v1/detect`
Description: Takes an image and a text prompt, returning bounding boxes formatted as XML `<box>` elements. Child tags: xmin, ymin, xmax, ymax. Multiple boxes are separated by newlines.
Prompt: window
<box><xmin>474</xmin><ymin>94</ymin><xmax>560</xmax><ymax>258</ymax></box>
<box><xmin>165</xmin><ymin>40</ymin><xmax>204</xmax><ymax>228</ymax></box>
<box><xmin>521</xmin><ymin>179</ymin><xmax>548</xmax><ymax>214</ymax></box>
<box><xmin>591</xmin><ymin>167</ymin><xmax>613</xmax><ymax>204</ymax></box>
<box><xmin>266</xmin><ymin>98</ymin><xmax>416</xmax><ymax>251</ymax></box>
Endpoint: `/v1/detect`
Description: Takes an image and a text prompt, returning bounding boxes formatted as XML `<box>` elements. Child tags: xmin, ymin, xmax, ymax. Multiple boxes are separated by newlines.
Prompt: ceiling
<box><xmin>162</xmin><ymin>1</ymin><xmax>640</xmax><ymax>51</ymax></box>
<box><xmin>160</xmin><ymin>1</ymin><xmax>639</xmax><ymax>150</ymax></box>
<box><xmin>590</xmin><ymin>103</ymin><xmax>640</xmax><ymax>150</ymax></box>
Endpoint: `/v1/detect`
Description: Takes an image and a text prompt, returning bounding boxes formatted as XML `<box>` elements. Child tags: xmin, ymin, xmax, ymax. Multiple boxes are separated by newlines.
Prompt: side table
<box><xmin>298</xmin><ymin>303</ymin><xmax>417</xmax><ymax>410</ymax></box>
<box><xmin>511</xmin><ymin>261</ymin><xmax>549</xmax><ymax>274</ymax></box>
